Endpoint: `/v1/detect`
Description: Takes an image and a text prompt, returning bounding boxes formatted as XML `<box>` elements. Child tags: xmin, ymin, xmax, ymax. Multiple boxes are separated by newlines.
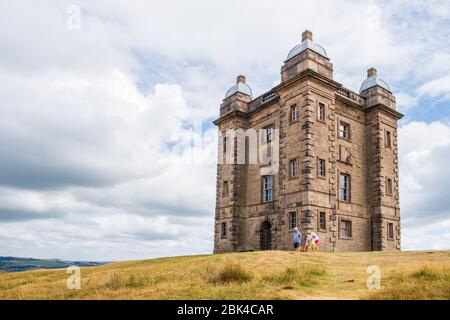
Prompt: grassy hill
<box><xmin>0</xmin><ymin>250</ymin><xmax>448</xmax><ymax>300</ymax></box>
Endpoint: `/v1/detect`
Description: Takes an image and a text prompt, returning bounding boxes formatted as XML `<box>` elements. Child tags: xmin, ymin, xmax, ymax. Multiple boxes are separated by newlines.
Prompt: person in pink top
<box><xmin>305</xmin><ymin>230</ymin><xmax>320</xmax><ymax>252</ymax></box>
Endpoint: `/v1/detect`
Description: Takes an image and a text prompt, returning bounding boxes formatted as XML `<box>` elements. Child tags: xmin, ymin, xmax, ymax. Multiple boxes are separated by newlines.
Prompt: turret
<box><xmin>219</xmin><ymin>75</ymin><xmax>253</xmax><ymax>116</ymax></box>
<box><xmin>281</xmin><ymin>30</ymin><xmax>333</xmax><ymax>82</ymax></box>
<box><xmin>360</xmin><ymin>67</ymin><xmax>396</xmax><ymax>109</ymax></box>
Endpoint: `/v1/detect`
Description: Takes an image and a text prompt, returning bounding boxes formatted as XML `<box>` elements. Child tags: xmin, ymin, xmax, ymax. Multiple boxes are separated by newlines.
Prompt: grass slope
<box><xmin>0</xmin><ymin>250</ymin><xmax>448</xmax><ymax>300</ymax></box>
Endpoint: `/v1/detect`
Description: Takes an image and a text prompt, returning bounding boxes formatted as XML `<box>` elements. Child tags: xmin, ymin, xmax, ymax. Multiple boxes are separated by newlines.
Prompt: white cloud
<box><xmin>399</xmin><ymin>121</ymin><xmax>450</xmax><ymax>249</ymax></box>
<box><xmin>402</xmin><ymin>219</ymin><xmax>450</xmax><ymax>251</ymax></box>
<box><xmin>396</xmin><ymin>92</ymin><xmax>419</xmax><ymax>113</ymax></box>
<box><xmin>418</xmin><ymin>74</ymin><xmax>450</xmax><ymax>101</ymax></box>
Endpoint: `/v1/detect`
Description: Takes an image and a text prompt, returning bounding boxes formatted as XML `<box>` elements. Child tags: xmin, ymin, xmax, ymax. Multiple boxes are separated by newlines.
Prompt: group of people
<box><xmin>293</xmin><ymin>228</ymin><xmax>320</xmax><ymax>252</ymax></box>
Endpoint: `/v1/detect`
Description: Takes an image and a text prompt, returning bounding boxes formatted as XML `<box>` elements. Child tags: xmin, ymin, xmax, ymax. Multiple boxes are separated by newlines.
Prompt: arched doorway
<box><xmin>260</xmin><ymin>221</ymin><xmax>272</xmax><ymax>250</ymax></box>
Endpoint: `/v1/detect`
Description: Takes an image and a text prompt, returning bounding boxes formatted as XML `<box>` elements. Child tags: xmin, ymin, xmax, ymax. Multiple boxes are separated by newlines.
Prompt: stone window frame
<box><xmin>339</xmin><ymin>172</ymin><xmax>351</xmax><ymax>202</ymax></box>
<box><xmin>339</xmin><ymin>218</ymin><xmax>353</xmax><ymax>239</ymax></box>
<box><xmin>387</xmin><ymin>222</ymin><xmax>394</xmax><ymax>240</ymax></box>
<box><xmin>289</xmin><ymin>157</ymin><xmax>299</xmax><ymax>179</ymax></box>
<box><xmin>262</xmin><ymin>124</ymin><xmax>274</xmax><ymax>143</ymax></box>
<box><xmin>262</xmin><ymin>175</ymin><xmax>273</xmax><ymax>203</ymax></box>
<box><xmin>258</xmin><ymin>123</ymin><xmax>275</xmax><ymax>166</ymax></box>
<box><xmin>289</xmin><ymin>103</ymin><xmax>299</xmax><ymax>124</ymax></box>
<box><xmin>222</xmin><ymin>180</ymin><xmax>229</xmax><ymax>197</ymax></box>
<box><xmin>318</xmin><ymin>211</ymin><xmax>327</xmax><ymax>231</ymax></box>
<box><xmin>223</xmin><ymin>135</ymin><xmax>227</xmax><ymax>153</ymax></box>
<box><xmin>385</xmin><ymin>129</ymin><xmax>392</xmax><ymax>148</ymax></box>
<box><xmin>317</xmin><ymin>101</ymin><xmax>326</xmax><ymax>123</ymax></box>
<box><xmin>386</xmin><ymin>177</ymin><xmax>393</xmax><ymax>197</ymax></box>
<box><xmin>338</xmin><ymin>120</ymin><xmax>351</xmax><ymax>141</ymax></box>
<box><xmin>220</xmin><ymin>222</ymin><xmax>227</xmax><ymax>239</ymax></box>
<box><xmin>317</xmin><ymin>157</ymin><xmax>326</xmax><ymax>178</ymax></box>
<box><xmin>288</xmin><ymin>211</ymin><xmax>297</xmax><ymax>229</ymax></box>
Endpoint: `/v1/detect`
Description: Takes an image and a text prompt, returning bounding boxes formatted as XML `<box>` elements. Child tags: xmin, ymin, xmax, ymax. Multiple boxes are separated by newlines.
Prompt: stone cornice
<box><xmin>335</xmin><ymin>94</ymin><xmax>365</xmax><ymax>111</ymax></box>
<box><xmin>213</xmin><ymin>110</ymin><xmax>248</xmax><ymax>126</ymax></box>
<box><xmin>214</xmin><ymin>70</ymin><xmax>403</xmax><ymax>126</ymax></box>
<box><xmin>275</xmin><ymin>68</ymin><xmax>342</xmax><ymax>92</ymax></box>
<box><xmin>365</xmin><ymin>103</ymin><xmax>404</xmax><ymax>119</ymax></box>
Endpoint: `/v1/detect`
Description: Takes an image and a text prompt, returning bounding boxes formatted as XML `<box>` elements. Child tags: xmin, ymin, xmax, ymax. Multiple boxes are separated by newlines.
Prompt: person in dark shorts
<box><xmin>293</xmin><ymin>227</ymin><xmax>301</xmax><ymax>251</ymax></box>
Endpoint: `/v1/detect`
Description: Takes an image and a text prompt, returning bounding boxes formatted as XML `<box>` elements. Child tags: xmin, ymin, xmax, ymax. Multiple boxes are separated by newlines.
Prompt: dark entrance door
<box><xmin>260</xmin><ymin>221</ymin><xmax>272</xmax><ymax>250</ymax></box>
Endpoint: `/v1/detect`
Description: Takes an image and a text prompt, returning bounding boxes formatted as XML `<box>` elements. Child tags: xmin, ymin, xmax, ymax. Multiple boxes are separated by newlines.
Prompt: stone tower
<box><xmin>214</xmin><ymin>30</ymin><xmax>402</xmax><ymax>253</ymax></box>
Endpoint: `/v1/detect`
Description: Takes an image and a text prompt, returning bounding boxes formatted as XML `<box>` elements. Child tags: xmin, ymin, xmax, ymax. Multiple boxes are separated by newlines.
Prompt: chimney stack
<box><xmin>236</xmin><ymin>74</ymin><xmax>246</xmax><ymax>84</ymax></box>
<box><xmin>367</xmin><ymin>67</ymin><xmax>377</xmax><ymax>77</ymax></box>
<box><xmin>302</xmin><ymin>30</ymin><xmax>313</xmax><ymax>42</ymax></box>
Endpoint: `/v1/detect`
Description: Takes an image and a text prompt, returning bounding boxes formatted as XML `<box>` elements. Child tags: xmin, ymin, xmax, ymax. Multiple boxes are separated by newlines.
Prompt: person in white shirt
<box><xmin>305</xmin><ymin>230</ymin><xmax>320</xmax><ymax>252</ymax></box>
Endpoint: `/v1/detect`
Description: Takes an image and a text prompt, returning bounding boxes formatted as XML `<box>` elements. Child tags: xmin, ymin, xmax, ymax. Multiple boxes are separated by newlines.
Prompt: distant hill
<box><xmin>0</xmin><ymin>251</ymin><xmax>448</xmax><ymax>299</ymax></box>
<box><xmin>0</xmin><ymin>256</ymin><xmax>107</xmax><ymax>272</ymax></box>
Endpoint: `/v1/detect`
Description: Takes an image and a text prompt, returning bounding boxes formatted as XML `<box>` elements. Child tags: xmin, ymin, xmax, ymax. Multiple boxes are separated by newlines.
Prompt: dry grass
<box><xmin>367</xmin><ymin>266</ymin><xmax>450</xmax><ymax>300</ymax></box>
<box><xmin>0</xmin><ymin>250</ymin><xmax>448</xmax><ymax>300</ymax></box>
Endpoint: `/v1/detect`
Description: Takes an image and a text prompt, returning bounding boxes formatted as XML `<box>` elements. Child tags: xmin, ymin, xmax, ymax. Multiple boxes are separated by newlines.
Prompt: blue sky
<box><xmin>0</xmin><ymin>0</ymin><xmax>449</xmax><ymax>260</ymax></box>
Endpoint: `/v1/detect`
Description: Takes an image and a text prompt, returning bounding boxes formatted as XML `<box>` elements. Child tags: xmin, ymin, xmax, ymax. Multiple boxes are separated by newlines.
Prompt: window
<box><xmin>388</xmin><ymin>222</ymin><xmax>394</xmax><ymax>240</ymax></box>
<box><xmin>222</xmin><ymin>181</ymin><xmax>229</xmax><ymax>196</ymax></box>
<box><xmin>262</xmin><ymin>176</ymin><xmax>273</xmax><ymax>202</ymax></box>
<box><xmin>319</xmin><ymin>212</ymin><xmax>326</xmax><ymax>230</ymax></box>
<box><xmin>221</xmin><ymin>222</ymin><xmax>227</xmax><ymax>239</ymax></box>
<box><xmin>386</xmin><ymin>178</ymin><xmax>393</xmax><ymax>196</ymax></box>
<box><xmin>318</xmin><ymin>158</ymin><xmax>326</xmax><ymax>177</ymax></box>
<box><xmin>290</xmin><ymin>104</ymin><xmax>299</xmax><ymax>123</ymax></box>
<box><xmin>223</xmin><ymin>136</ymin><xmax>227</xmax><ymax>153</ymax></box>
<box><xmin>261</xmin><ymin>143</ymin><xmax>272</xmax><ymax>165</ymax></box>
<box><xmin>290</xmin><ymin>159</ymin><xmax>298</xmax><ymax>178</ymax></box>
<box><xmin>318</xmin><ymin>102</ymin><xmax>326</xmax><ymax>122</ymax></box>
<box><xmin>339</xmin><ymin>121</ymin><xmax>350</xmax><ymax>139</ymax></box>
<box><xmin>385</xmin><ymin>130</ymin><xmax>392</xmax><ymax>148</ymax></box>
<box><xmin>289</xmin><ymin>212</ymin><xmax>297</xmax><ymax>229</ymax></box>
<box><xmin>340</xmin><ymin>219</ymin><xmax>352</xmax><ymax>238</ymax></box>
<box><xmin>263</xmin><ymin>125</ymin><xmax>274</xmax><ymax>143</ymax></box>
<box><xmin>339</xmin><ymin>174</ymin><xmax>351</xmax><ymax>202</ymax></box>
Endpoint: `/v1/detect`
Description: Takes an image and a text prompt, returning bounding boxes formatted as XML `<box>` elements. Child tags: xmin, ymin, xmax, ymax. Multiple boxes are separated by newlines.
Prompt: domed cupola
<box><xmin>224</xmin><ymin>75</ymin><xmax>253</xmax><ymax>99</ymax></box>
<box><xmin>281</xmin><ymin>30</ymin><xmax>333</xmax><ymax>82</ymax></box>
<box><xmin>286</xmin><ymin>30</ymin><xmax>329</xmax><ymax>61</ymax></box>
<box><xmin>359</xmin><ymin>67</ymin><xmax>391</xmax><ymax>94</ymax></box>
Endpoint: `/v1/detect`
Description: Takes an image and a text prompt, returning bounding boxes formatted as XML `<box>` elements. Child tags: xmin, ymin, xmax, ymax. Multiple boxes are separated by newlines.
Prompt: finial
<box><xmin>302</xmin><ymin>30</ymin><xmax>313</xmax><ymax>42</ymax></box>
<box><xmin>236</xmin><ymin>74</ymin><xmax>246</xmax><ymax>84</ymax></box>
<box><xmin>368</xmin><ymin>67</ymin><xmax>377</xmax><ymax>77</ymax></box>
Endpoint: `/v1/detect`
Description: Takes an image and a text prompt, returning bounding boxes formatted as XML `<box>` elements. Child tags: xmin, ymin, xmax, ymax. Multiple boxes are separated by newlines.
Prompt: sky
<box><xmin>0</xmin><ymin>0</ymin><xmax>449</xmax><ymax>261</ymax></box>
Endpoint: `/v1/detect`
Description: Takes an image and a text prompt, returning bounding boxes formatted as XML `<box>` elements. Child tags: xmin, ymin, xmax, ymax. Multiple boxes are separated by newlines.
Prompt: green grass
<box><xmin>0</xmin><ymin>250</ymin><xmax>448</xmax><ymax>300</ymax></box>
<box><xmin>263</xmin><ymin>265</ymin><xmax>326</xmax><ymax>288</ymax></box>
<box><xmin>207</xmin><ymin>260</ymin><xmax>253</xmax><ymax>284</ymax></box>
<box><xmin>105</xmin><ymin>273</ymin><xmax>149</xmax><ymax>289</ymax></box>
<box><xmin>411</xmin><ymin>267</ymin><xmax>441</xmax><ymax>281</ymax></box>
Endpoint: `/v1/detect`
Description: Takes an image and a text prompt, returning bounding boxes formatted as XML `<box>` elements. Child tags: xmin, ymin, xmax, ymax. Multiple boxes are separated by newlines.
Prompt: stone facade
<box><xmin>213</xmin><ymin>31</ymin><xmax>403</xmax><ymax>253</ymax></box>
